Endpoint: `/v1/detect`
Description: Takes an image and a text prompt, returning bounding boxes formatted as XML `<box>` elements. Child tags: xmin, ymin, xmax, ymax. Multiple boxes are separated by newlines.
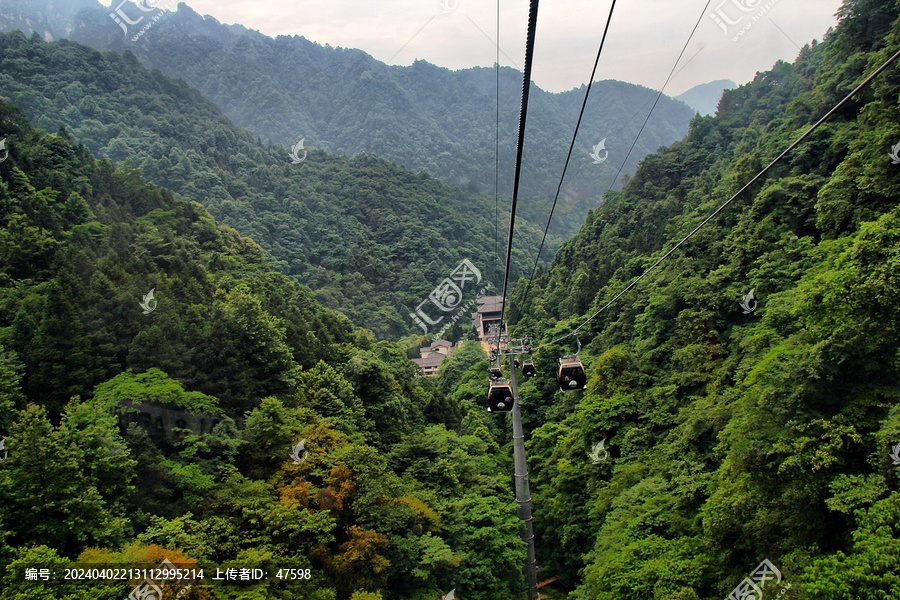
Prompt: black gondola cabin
<box><xmin>522</xmin><ymin>361</ymin><xmax>537</xmax><ymax>377</ymax></box>
<box><xmin>487</xmin><ymin>381</ymin><xmax>514</xmax><ymax>412</ymax></box>
<box><xmin>557</xmin><ymin>357</ymin><xmax>587</xmax><ymax>391</ymax></box>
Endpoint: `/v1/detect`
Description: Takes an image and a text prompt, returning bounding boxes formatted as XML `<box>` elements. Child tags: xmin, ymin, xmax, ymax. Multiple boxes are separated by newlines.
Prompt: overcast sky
<box><xmin>111</xmin><ymin>0</ymin><xmax>844</xmax><ymax>96</ymax></box>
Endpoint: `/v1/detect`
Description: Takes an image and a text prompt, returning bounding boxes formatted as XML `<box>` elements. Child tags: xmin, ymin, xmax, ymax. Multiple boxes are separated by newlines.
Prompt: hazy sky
<box><xmin>110</xmin><ymin>0</ymin><xmax>844</xmax><ymax>96</ymax></box>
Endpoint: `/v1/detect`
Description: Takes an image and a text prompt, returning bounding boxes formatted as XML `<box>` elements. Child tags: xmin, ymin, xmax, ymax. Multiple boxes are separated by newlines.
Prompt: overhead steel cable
<box><xmin>531</xmin><ymin>44</ymin><xmax>900</xmax><ymax>352</ymax></box>
<box><xmin>498</xmin><ymin>0</ymin><xmax>541</xmax><ymax>329</ymax></box>
<box><xmin>600</xmin><ymin>0</ymin><xmax>713</xmax><ymax>203</ymax></box>
<box><xmin>495</xmin><ymin>0</ymin><xmax>502</xmax><ymax>266</ymax></box>
<box><xmin>519</xmin><ymin>0</ymin><xmax>708</xmax><ymax>317</ymax></box>
<box><xmin>492</xmin><ymin>9</ymin><xmax>542</xmax><ymax>594</ymax></box>
<box><xmin>518</xmin><ymin>0</ymin><xmax>619</xmax><ymax>313</ymax></box>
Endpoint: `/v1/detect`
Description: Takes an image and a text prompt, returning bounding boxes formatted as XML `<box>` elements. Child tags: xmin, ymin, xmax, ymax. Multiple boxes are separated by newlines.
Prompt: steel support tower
<box><xmin>491</xmin><ymin>330</ymin><xmax>539</xmax><ymax>600</ymax></box>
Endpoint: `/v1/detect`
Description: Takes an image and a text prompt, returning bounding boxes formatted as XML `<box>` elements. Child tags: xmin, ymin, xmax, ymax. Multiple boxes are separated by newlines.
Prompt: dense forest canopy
<box><xmin>0</xmin><ymin>102</ymin><xmax>526</xmax><ymax>599</ymax></box>
<box><xmin>506</xmin><ymin>0</ymin><xmax>900</xmax><ymax>597</ymax></box>
<box><xmin>0</xmin><ymin>30</ymin><xmax>554</xmax><ymax>339</ymax></box>
<box><xmin>1</xmin><ymin>0</ymin><xmax>900</xmax><ymax>599</ymax></box>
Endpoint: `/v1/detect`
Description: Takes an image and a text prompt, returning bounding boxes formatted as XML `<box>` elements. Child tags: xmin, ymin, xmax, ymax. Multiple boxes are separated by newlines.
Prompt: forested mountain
<box><xmin>0</xmin><ymin>0</ymin><xmax>695</xmax><ymax>238</ymax></box>
<box><xmin>504</xmin><ymin>0</ymin><xmax>900</xmax><ymax>597</ymax></box>
<box><xmin>3</xmin><ymin>0</ymin><xmax>900</xmax><ymax>599</ymax></box>
<box><xmin>0</xmin><ymin>103</ymin><xmax>527</xmax><ymax>599</ymax></box>
<box><xmin>676</xmin><ymin>79</ymin><xmax>737</xmax><ymax>116</ymax></box>
<box><xmin>0</xmin><ymin>0</ymin><xmax>97</xmax><ymax>36</ymax></box>
<box><xmin>0</xmin><ymin>31</ymin><xmax>559</xmax><ymax>338</ymax></box>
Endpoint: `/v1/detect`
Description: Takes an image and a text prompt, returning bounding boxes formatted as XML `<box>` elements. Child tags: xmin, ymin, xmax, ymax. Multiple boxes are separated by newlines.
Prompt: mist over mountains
<box><xmin>0</xmin><ymin>0</ymin><xmax>707</xmax><ymax>337</ymax></box>
<box><xmin>1</xmin><ymin>29</ymin><xmax>553</xmax><ymax>338</ymax></box>
<box><xmin>0</xmin><ymin>0</ymin><xmax>696</xmax><ymax>239</ymax></box>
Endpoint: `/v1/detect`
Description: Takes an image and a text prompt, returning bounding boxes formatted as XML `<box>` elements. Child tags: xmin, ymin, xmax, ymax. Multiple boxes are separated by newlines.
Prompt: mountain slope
<box><xmin>0</xmin><ymin>0</ymin><xmax>695</xmax><ymax>238</ymax></box>
<box><xmin>507</xmin><ymin>0</ymin><xmax>900</xmax><ymax>596</ymax></box>
<box><xmin>0</xmin><ymin>102</ymin><xmax>528</xmax><ymax>599</ymax></box>
<box><xmin>0</xmin><ymin>31</ymin><xmax>553</xmax><ymax>338</ymax></box>
<box><xmin>676</xmin><ymin>79</ymin><xmax>737</xmax><ymax>116</ymax></box>
<box><xmin>0</xmin><ymin>0</ymin><xmax>97</xmax><ymax>38</ymax></box>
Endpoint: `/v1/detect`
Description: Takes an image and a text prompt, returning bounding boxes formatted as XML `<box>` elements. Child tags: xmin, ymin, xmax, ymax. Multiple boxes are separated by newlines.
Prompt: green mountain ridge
<box><xmin>0</xmin><ymin>100</ymin><xmax>528</xmax><ymax>599</ymax></box>
<box><xmin>506</xmin><ymin>0</ymin><xmax>900</xmax><ymax>596</ymax></box>
<box><xmin>0</xmin><ymin>0</ymin><xmax>696</xmax><ymax>238</ymax></box>
<box><xmin>0</xmin><ymin>30</ymin><xmax>554</xmax><ymax>338</ymax></box>
<box><xmin>676</xmin><ymin>79</ymin><xmax>737</xmax><ymax>116</ymax></box>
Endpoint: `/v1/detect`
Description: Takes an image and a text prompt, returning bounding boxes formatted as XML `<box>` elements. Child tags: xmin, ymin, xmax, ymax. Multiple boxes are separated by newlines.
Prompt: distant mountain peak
<box><xmin>676</xmin><ymin>79</ymin><xmax>737</xmax><ymax>116</ymax></box>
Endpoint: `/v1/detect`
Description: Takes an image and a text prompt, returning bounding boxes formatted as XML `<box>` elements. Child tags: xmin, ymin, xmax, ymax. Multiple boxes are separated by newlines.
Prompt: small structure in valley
<box><xmin>471</xmin><ymin>295</ymin><xmax>505</xmax><ymax>341</ymax></box>
<box><xmin>413</xmin><ymin>339</ymin><xmax>454</xmax><ymax>376</ymax></box>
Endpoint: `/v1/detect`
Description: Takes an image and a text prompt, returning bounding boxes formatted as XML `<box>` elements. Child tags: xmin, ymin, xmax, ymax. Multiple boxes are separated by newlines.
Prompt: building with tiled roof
<box><xmin>412</xmin><ymin>339</ymin><xmax>455</xmax><ymax>376</ymax></box>
<box><xmin>471</xmin><ymin>295</ymin><xmax>505</xmax><ymax>340</ymax></box>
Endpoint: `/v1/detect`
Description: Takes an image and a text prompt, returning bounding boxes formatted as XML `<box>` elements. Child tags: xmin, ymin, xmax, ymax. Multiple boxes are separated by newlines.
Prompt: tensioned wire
<box><xmin>497</xmin><ymin>0</ymin><xmax>541</xmax><ymax>331</ymax></box>
<box><xmin>597</xmin><ymin>0</ymin><xmax>715</xmax><ymax>208</ymax></box>
<box><xmin>518</xmin><ymin>0</ymin><xmax>713</xmax><ymax>317</ymax></box>
<box><xmin>517</xmin><ymin>0</ymin><xmax>619</xmax><ymax>313</ymax></box>
<box><xmin>528</xmin><ymin>44</ymin><xmax>900</xmax><ymax>352</ymax></box>
<box><xmin>495</xmin><ymin>0</ymin><xmax>501</xmax><ymax>268</ymax></box>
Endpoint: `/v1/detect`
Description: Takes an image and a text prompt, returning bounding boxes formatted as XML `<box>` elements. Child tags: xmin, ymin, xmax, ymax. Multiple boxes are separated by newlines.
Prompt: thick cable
<box><xmin>495</xmin><ymin>0</ymin><xmax>501</xmax><ymax>265</ymax></box>
<box><xmin>521</xmin><ymin>0</ymin><xmax>706</xmax><ymax>314</ymax></box>
<box><xmin>498</xmin><ymin>0</ymin><xmax>541</xmax><ymax>328</ymax></box>
<box><xmin>519</xmin><ymin>0</ymin><xmax>618</xmax><ymax>312</ymax></box>
<box><xmin>533</xmin><ymin>44</ymin><xmax>900</xmax><ymax>351</ymax></box>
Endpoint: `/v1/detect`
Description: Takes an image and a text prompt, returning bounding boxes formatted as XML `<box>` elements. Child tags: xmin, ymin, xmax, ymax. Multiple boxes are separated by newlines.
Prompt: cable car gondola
<box><xmin>522</xmin><ymin>360</ymin><xmax>537</xmax><ymax>378</ymax></box>
<box><xmin>489</xmin><ymin>366</ymin><xmax>503</xmax><ymax>380</ymax></box>
<box><xmin>520</xmin><ymin>338</ymin><xmax>537</xmax><ymax>377</ymax></box>
<box><xmin>557</xmin><ymin>356</ymin><xmax>586</xmax><ymax>391</ymax></box>
<box><xmin>487</xmin><ymin>380</ymin><xmax>514</xmax><ymax>413</ymax></box>
<box><xmin>557</xmin><ymin>335</ymin><xmax>586</xmax><ymax>391</ymax></box>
